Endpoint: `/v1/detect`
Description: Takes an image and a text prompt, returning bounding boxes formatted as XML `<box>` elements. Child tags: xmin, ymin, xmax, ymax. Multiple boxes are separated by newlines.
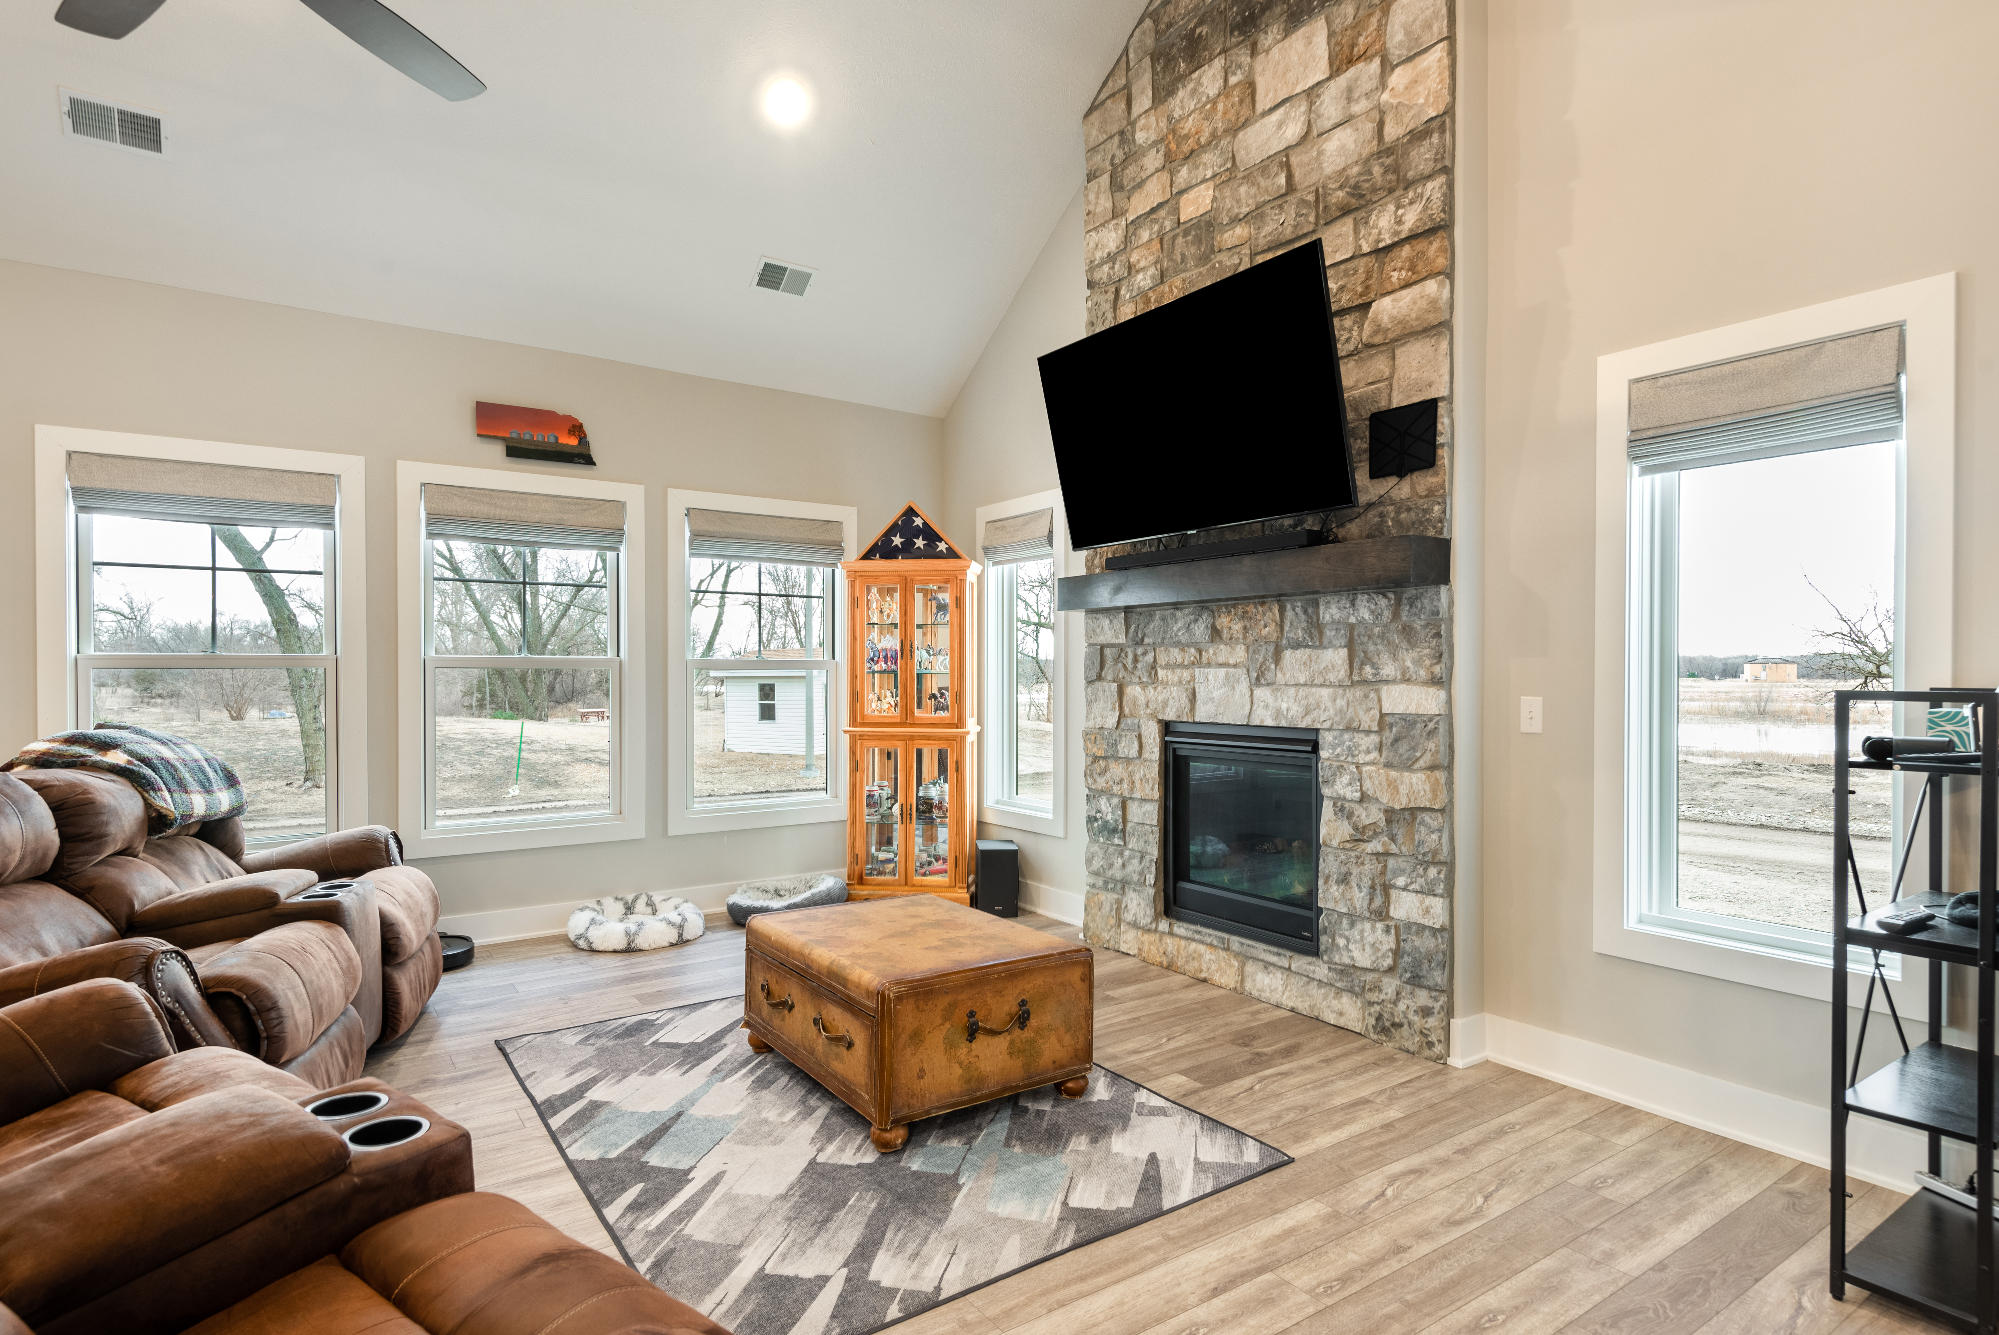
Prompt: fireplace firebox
<box><xmin>1162</xmin><ymin>722</ymin><xmax>1320</xmax><ymax>953</ymax></box>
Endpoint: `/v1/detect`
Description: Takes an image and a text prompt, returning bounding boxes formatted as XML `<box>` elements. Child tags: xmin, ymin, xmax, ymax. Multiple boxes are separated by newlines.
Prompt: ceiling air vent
<box><xmin>754</xmin><ymin>257</ymin><xmax>815</xmax><ymax>297</ymax></box>
<box><xmin>59</xmin><ymin>88</ymin><xmax>166</xmax><ymax>156</ymax></box>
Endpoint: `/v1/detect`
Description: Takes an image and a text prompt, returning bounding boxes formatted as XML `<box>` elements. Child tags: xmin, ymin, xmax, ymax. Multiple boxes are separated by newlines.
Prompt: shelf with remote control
<box><xmin>1832</xmin><ymin>688</ymin><xmax>1999</xmax><ymax>1333</ymax></box>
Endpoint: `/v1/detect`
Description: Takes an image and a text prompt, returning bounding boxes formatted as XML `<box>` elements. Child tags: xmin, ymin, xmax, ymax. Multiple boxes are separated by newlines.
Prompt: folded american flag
<box><xmin>4</xmin><ymin>724</ymin><xmax>247</xmax><ymax>836</ymax></box>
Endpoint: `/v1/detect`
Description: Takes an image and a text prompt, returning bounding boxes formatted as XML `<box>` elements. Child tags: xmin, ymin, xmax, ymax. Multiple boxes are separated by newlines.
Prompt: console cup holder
<box><xmin>343</xmin><ymin>1115</ymin><xmax>430</xmax><ymax>1151</ymax></box>
<box><xmin>306</xmin><ymin>1090</ymin><xmax>390</xmax><ymax>1121</ymax></box>
<box><xmin>298</xmin><ymin>880</ymin><xmax>357</xmax><ymax>901</ymax></box>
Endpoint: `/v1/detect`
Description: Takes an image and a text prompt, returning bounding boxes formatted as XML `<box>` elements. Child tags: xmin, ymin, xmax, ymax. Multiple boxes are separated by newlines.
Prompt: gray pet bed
<box><xmin>725</xmin><ymin>872</ymin><xmax>849</xmax><ymax>926</ymax></box>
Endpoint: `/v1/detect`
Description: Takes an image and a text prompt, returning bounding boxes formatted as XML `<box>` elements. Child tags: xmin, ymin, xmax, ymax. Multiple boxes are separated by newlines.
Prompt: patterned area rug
<box><xmin>498</xmin><ymin>997</ymin><xmax>1289</xmax><ymax>1335</ymax></box>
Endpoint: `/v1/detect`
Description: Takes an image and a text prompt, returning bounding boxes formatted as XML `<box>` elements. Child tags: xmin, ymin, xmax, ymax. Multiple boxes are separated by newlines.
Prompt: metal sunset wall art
<box><xmin>475</xmin><ymin>401</ymin><xmax>596</xmax><ymax>466</ymax></box>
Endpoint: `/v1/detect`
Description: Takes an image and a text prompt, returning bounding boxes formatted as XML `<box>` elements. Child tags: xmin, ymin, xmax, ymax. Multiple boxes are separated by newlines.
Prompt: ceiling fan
<box><xmin>54</xmin><ymin>0</ymin><xmax>485</xmax><ymax>101</ymax></box>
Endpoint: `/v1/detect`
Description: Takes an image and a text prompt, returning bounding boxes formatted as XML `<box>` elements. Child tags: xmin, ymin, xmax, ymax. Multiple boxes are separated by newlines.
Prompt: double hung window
<box><xmin>69</xmin><ymin>450</ymin><xmax>341</xmax><ymax>842</ymax></box>
<box><xmin>978</xmin><ymin>491</ymin><xmax>1066</xmax><ymax>836</ymax></box>
<box><xmin>669</xmin><ymin>494</ymin><xmax>853</xmax><ymax>833</ymax></box>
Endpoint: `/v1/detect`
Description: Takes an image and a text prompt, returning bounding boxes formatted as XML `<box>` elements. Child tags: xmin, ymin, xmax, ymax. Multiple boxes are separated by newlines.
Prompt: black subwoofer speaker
<box><xmin>974</xmin><ymin>839</ymin><xmax>1020</xmax><ymax>918</ymax></box>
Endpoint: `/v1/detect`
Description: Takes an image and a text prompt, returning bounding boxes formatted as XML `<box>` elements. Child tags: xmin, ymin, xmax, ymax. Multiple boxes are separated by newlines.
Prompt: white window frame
<box><xmin>977</xmin><ymin>489</ymin><xmax>1069</xmax><ymax>839</ymax></box>
<box><xmin>34</xmin><ymin>425</ymin><xmax>370</xmax><ymax>831</ymax></box>
<box><xmin>1593</xmin><ymin>274</ymin><xmax>1955</xmax><ymax>1004</ymax></box>
<box><xmin>665</xmin><ymin>488</ymin><xmax>853</xmax><ymax>836</ymax></box>
<box><xmin>397</xmin><ymin>461</ymin><xmax>647</xmax><ymax>857</ymax></box>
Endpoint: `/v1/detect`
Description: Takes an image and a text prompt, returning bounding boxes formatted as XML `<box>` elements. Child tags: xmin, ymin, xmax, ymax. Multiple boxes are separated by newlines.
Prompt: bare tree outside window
<box><xmin>1807</xmin><ymin>577</ymin><xmax>1895</xmax><ymax>691</ymax></box>
<box><xmin>81</xmin><ymin>514</ymin><xmax>334</xmax><ymax>840</ymax></box>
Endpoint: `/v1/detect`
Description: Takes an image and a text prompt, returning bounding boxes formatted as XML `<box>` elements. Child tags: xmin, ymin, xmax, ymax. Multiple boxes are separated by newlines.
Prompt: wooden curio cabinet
<box><xmin>843</xmin><ymin>503</ymin><xmax>978</xmax><ymax>903</ymax></box>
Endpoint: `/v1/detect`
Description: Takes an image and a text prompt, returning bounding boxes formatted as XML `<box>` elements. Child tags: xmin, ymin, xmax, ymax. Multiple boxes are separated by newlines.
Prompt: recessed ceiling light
<box><xmin>760</xmin><ymin>75</ymin><xmax>813</xmax><ymax>131</ymax></box>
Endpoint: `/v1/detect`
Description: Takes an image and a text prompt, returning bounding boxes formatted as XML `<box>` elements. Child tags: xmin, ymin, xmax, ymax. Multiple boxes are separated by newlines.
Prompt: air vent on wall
<box><xmin>59</xmin><ymin>88</ymin><xmax>165</xmax><ymax>156</ymax></box>
<box><xmin>754</xmin><ymin>257</ymin><xmax>815</xmax><ymax>297</ymax></box>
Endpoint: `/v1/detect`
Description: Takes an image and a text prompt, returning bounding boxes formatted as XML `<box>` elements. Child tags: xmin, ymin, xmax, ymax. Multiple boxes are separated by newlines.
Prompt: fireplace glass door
<box><xmin>1165</xmin><ymin>723</ymin><xmax>1320</xmax><ymax>951</ymax></box>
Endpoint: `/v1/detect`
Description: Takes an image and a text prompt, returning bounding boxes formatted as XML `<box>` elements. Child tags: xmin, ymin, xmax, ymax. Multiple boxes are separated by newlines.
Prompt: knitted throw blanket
<box><xmin>4</xmin><ymin>724</ymin><xmax>247</xmax><ymax>835</ymax></box>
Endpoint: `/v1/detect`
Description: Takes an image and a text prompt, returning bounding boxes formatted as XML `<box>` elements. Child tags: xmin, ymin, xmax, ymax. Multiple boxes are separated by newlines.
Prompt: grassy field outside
<box><xmin>88</xmin><ymin>694</ymin><xmax>327</xmax><ymax>840</ymax></box>
<box><xmin>692</xmin><ymin>693</ymin><xmax>826</xmax><ymax>802</ymax></box>
<box><xmin>1676</xmin><ymin>678</ymin><xmax>1896</xmax><ymax>932</ymax></box>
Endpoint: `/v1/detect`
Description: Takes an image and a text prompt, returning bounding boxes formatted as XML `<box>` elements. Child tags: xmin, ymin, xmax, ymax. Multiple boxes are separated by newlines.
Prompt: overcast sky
<box><xmin>1677</xmin><ymin>440</ymin><xmax>1897</xmax><ymax>658</ymax></box>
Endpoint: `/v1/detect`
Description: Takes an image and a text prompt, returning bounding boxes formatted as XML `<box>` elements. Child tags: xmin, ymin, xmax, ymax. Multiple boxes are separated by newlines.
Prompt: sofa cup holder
<box><xmin>343</xmin><ymin>1115</ymin><xmax>430</xmax><ymax>1150</ymax></box>
<box><xmin>298</xmin><ymin>880</ymin><xmax>357</xmax><ymax>901</ymax></box>
<box><xmin>306</xmin><ymin>1090</ymin><xmax>390</xmax><ymax>1121</ymax></box>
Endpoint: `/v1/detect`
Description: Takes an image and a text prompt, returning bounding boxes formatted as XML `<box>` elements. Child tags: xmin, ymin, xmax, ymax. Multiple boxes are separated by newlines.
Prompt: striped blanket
<box><xmin>4</xmin><ymin>724</ymin><xmax>247</xmax><ymax>835</ymax></box>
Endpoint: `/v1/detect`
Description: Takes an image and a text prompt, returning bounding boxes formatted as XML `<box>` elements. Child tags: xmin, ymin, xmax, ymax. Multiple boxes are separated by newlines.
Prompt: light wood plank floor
<box><xmin>366</xmin><ymin>914</ymin><xmax>1950</xmax><ymax>1335</ymax></box>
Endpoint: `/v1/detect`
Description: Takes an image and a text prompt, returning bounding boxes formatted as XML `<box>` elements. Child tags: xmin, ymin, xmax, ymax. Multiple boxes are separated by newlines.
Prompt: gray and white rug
<box><xmin>498</xmin><ymin>997</ymin><xmax>1289</xmax><ymax>1335</ymax></box>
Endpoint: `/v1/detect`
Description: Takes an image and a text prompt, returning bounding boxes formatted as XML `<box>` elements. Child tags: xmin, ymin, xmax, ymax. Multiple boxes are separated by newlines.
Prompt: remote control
<box><xmin>1877</xmin><ymin>906</ymin><xmax>1936</xmax><ymax>934</ymax></box>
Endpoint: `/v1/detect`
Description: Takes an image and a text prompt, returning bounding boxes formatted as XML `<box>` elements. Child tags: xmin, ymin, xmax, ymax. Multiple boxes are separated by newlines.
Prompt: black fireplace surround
<box><xmin>1162</xmin><ymin>721</ymin><xmax>1321</xmax><ymax>954</ymax></box>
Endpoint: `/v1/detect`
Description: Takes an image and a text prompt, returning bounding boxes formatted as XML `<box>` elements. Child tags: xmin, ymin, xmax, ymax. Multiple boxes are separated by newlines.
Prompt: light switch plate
<box><xmin>1520</xmin><ymin>696</ymin><xmax>1544</xmax><ymax>734</ymax></box>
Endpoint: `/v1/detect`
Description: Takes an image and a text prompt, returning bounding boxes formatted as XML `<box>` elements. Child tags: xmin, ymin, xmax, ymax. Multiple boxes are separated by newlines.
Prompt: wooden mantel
<box><xmin>1054</xmin><ymin>535</ymin><xmax>1450</xmax><ymax>612</ymax></box>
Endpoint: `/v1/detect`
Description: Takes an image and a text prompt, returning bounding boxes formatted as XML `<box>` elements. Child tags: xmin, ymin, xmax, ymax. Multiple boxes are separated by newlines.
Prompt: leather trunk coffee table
<box><xmin>742</xmin><ymin>895</ymin><xmax>1094</xmax><ymax>1152</ymax></box>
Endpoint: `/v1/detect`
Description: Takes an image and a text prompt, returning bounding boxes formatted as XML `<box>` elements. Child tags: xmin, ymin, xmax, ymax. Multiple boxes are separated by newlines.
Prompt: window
<box><xmin>1632</xmin><ymin>439</ymin><xmax>1898</xmax><ymax>953</ymax></box>
<box><xmin>397</xmin><ymin>464</ymin><xmax>646</xmax><ymax>856</ymax></box>
<box><xmin>666</xmin><ymin>491</ymin><xmax>853</xmax><ymax>835</ymax></box>
<box><xmin>979</xmin><ymin>491</ymin><xmax>1067</xmax><ymax>837</ymax></box>
<box><xmin>1594</xmin><ymin>276</ymin><xmax>1956</xmax><ymax>1001</ymax></box>
<box><xmin>62</xmin><ymin>446</ymin><xmax>345</xmax><ymax>844</ymax></box>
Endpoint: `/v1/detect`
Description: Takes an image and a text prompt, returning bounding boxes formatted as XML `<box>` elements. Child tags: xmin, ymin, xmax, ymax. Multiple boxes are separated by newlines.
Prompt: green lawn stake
<box><xmin>507</xmin><ymin>717</ymin><xmax>525</xmax><ymax>798</ymax></box>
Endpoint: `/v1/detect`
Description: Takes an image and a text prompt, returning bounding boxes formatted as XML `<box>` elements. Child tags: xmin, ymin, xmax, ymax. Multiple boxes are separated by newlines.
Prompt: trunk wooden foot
<box><xmin>870</xmin><ymin>1124</ymin><xmax>910</xmax><ymax>1153</ymax></box>
<box><xmin>1058</xmin><ymin>1074</ymin><xmax>1089</xmax><ymax>1099</ymax></box>
<box><xmin>746</xmin><ymin>1032</ymin><xmax>772</xmax><ymax>1053</ymax></box>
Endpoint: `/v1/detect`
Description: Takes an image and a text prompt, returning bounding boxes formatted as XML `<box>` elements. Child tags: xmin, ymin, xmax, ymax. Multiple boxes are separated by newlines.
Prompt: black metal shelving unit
<box><xmin>1833</xmin><ymin>688</ymin><xmax>1999</xmax><ymax>1333</ymax></box>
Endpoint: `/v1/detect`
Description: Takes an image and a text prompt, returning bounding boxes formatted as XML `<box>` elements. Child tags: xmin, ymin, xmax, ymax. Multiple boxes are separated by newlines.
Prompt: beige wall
<box><xmin>941</xmin><ymin>189</ymin><xmax>1088</xmax><ymax>905</ymax></box>
<box><xmin>0</xmin><ymin>259</ymin><xmax>943</xmax><ymax>926</ymax></box>
<box><xmin>1480</xmin><ymin>0</ymin><xmax>1996</xmax><ymax>1099</ymax></box>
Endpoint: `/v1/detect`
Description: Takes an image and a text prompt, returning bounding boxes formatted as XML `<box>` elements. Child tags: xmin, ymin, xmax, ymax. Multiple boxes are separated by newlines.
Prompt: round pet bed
<box><xmin>566</xmin><ymin>893</ymin><xmax>706</xmax><ymax>953</ymax></box>
<box><xmin>725</xmin><ymin>873</ymin><xmax>849</xmax><ymax>926</ymax></box>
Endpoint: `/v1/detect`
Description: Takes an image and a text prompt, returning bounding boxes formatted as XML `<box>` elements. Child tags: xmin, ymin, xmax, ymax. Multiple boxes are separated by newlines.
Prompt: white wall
<box><xmin>0</xmin><ymin>258</ymin><xmax>943</xmax><ymax>935</ymax></box>
<box><xmin>1479</xmin><ymin>0</ymin><xmax>1999</xmax><ymax>1109</ymax></box>
<box><xmin>941</xmin><ymin>189</ymin><xmax>1088</xmax><ymax>916</ymax></box>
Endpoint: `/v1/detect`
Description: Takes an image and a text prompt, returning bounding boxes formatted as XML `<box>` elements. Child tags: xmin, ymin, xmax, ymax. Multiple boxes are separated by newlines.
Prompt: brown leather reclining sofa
<box><xmin>0</xmin><ymin>766</ymin><xmax>442</xmax><ymax>1085</ymax></box>
<box><xmin>0</xmin><ymin>979</ymin><xmax>728</xmax><ymax>1335</ymax></box>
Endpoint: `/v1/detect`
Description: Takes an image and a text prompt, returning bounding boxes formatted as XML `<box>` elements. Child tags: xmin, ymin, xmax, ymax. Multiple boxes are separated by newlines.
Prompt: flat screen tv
<box><xmin>1037</xmin><ymin>238</ymin><xmax>1353</xmax><ymax>551</ymax></box>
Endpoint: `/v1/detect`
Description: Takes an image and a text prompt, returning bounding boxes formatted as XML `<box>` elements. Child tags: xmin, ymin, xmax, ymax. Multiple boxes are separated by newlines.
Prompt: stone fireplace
<box><xmin>1073</xmin><ymin>0</ymin><xmax>1457</xmax><ymax>1060</ymax></box>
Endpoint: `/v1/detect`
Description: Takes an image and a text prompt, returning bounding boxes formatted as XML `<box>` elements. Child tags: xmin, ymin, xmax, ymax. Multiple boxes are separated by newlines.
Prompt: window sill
<box><xmin>980</xmin><ymin>802</ymin><xmax>1062</xmax><ymax>840</ymax></box>
<box><xmin>1594</xmin><ymin>898</ymin><xmax>1925</xmax><ymax>1021</ymax></box>
<box><xmin>402</xmin><ymin>812</ymin><xmax>643</xmax><ymax>860</ymax></box>
<box><xmin>667</xmin><ymin>793</ymin><xmax>844</xmax><ymax>837</ymax></box>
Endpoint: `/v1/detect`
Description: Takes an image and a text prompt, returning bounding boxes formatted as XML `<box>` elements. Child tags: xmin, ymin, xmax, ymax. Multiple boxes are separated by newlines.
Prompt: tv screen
<box><xmin>1036</xmin><ymin>239</ymin><xmax>1353</xmax><ymax>551</ymax></box>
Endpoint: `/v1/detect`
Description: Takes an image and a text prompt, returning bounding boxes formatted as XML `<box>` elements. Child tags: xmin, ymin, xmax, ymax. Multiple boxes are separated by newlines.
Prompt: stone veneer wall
<box><xmin>1076</xmin><ymin>0</ymin><xmax>1456</xmax><ymax>1059</ymax></box>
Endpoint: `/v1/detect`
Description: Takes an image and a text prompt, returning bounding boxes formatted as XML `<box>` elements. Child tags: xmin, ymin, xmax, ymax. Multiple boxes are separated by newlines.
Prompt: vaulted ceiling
<box><xmin>0</xmin><ymin>1</ymin><xmax>1141</xmax><ymax>415</ymax></box>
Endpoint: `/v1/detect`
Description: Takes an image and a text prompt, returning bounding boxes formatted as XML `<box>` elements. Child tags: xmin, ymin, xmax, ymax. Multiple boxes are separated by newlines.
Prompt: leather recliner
<box><xmin>0</xmin><ymin>980</ymin><xmax>727</xmax><ymax>1335</ymax></box>
<box><xmin>7</xmin><ymin>764</ymin><xmax>444</xmax><ymax>1057</ymax></box>
<box><xmin>0</xmin><ymin>771</ymin><xmax>368</xmax><ymax>1084</ymax></box>
<box><xmin>0</xmin><ymin>978</ymin><xmax>475</xmax><ymax>1335</ymax></box>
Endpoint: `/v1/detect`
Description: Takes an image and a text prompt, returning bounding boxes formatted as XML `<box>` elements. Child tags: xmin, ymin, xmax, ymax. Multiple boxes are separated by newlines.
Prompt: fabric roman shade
<box><xmin>1626</xmin><ymin>325</ymin><xmax>1904</xmax><ymax>472</ymax></box>
<box><xmin>69</xmin><ymin>452</ymin><xmax>338</xmax><ymax>529</ymax></box>
<box><xmin>424</xmin><ymin>483</ymin><xmax>627</xmax><ymax>551</ymax></box>
<box><xmin>685</xmin><ymin>508</ymin><xmax>845</xmax><ymax>564</ymax></box>
<box><xmin>980</xmin><ymin>507</ymin><xmax>1055</xmax><ymax>564</ymax></box>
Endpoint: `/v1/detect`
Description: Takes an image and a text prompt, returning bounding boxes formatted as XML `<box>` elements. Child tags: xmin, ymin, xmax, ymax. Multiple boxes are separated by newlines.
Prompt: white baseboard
<box><xmin>438</xmin><ymin>871</ymin><xmax>838</xmax><ymax>944</ymax></box>
<box><xmin>1020</xmin><ymin>878</ymin><xmax>1083</xmax><ymax>925</ymax></box>
<box><xmin>1448</xmin><ymin>1013</ymin><xmax>1488</xmax><ymax>1067</ymax></box>
<box><xmin>1483</xmin><ymin>1013</ymin><xmax>1922</xmax><ymax>1192</ymax></box>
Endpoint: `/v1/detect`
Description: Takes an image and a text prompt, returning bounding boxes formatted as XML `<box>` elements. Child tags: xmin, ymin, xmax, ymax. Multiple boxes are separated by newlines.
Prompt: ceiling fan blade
<box><xmin>294</xmin><ymin>0</ymin><xmax>484</xmax><ymax>101</ymax></box>
<box><xmin>54</xmin><ymin>0</ymin><xmax>168</xmax><ymax>39</ymax></box>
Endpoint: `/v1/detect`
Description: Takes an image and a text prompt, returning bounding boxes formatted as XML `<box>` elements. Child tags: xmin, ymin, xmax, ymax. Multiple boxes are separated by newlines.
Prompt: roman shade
<box><xmin>1627</xmin><ymin>325</ymin><xmax>1904</xmax><ymax>472</ymax></box>
<box><xmin>424</xmin><ymin>483</ymin><xmax>627</xmax><ymax>552</ymax></box>
<box><xmin>686</xmin><ymin>508</ymin><xmax>844</xmax><ymax>565</ymax></box>
<box><xmin>981</xmin><ymin>507</ymin><xmax>1055</xmax><ymax>564</ymax></box>
<box><xmin>69</xmin><ymin>452</ymin><xmax>338</xmax><ymax>529</ymax></box>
